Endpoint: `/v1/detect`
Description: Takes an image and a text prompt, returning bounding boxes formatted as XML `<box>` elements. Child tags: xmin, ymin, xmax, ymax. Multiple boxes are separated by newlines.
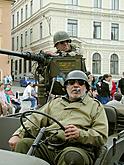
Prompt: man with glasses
<box><xmin>9</xmin><ymin>70</ymin><xmax>108</xmax><ymax>165</ymax></box>
<box><xmin>53</xmin><ymin>31</ymin><xmax>80</xmax><ymax>56</ymax></box>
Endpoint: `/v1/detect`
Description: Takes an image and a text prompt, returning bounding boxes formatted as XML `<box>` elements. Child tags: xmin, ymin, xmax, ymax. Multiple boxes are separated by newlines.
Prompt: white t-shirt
<box><xmin>22</xmin><ymin>85</ymin><xmax>32</xmax><ymax>99</ymax></box>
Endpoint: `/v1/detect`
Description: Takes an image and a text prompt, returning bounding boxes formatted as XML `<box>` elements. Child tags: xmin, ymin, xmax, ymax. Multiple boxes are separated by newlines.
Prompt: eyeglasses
<box><xmin>67</xmin><ymin>80</ymin><xmax>85</xmax><ymax>86</ymax></box>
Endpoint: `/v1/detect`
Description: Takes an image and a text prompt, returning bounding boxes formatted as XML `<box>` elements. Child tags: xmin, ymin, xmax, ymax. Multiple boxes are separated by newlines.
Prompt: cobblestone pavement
<box><xmin>11</xmin><ymin>81</ymin><xmax>31</xmax><ymax>112</ymax></box>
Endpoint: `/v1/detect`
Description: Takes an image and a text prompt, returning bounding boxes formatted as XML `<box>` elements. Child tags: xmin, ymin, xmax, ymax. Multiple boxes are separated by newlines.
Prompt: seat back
<box><xmin>104</xmin><ymin>105</ymin><xmax>117</xmax><ymax>135</ymax></box>
<box><xmin>0</xmin><ymin>117</ymin><xmax>21</xmax><ymax>150</ymax></box>
<box><xmin>114</xmin><ymin>108</ymin><xmax>124</xmax><ymax>132</ymax></box>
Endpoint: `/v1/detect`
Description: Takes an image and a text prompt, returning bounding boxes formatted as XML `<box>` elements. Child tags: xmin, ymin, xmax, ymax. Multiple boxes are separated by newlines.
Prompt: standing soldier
<box><xmin>53</xmin><ymin>31</ymin><xmax>81</xmax><ymax>56</ymax></box>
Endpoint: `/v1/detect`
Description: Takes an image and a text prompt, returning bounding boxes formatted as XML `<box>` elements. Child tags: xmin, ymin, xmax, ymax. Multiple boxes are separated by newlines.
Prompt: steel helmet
<box><xmin>64</xmin><ymin>70</ymin><xmax>90</xmax><ymax>90</ymax></box>
<box><xmin>53</xmin><ymin>31</ymin><xmax>71</xmax><ymax>47</ymax></box>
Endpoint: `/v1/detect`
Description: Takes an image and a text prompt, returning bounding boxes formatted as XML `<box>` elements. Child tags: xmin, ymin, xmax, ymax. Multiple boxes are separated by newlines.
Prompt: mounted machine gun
<box><xmin>0</xmin><ymin>49</ymin><xmax>87</xmax><ymax>105</ymax></box>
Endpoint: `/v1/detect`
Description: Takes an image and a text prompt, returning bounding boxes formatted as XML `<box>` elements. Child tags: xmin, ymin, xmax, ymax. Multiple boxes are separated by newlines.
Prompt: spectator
<box><xmin>106</xmin><ymin>92</ymin><xmax>123</xmax><ymax>109</ymax></box>
<box><xmin>0</xmin><ymin>82</ymin><xmax>12</xmax><ymax>116</ymax></box>
<box><xmin>108</xmin><ymin>74</ymin><xmax>116</xmax><ymax>98</ymax></box>
<box><xmin>31</xmin><ymin>84</ymin><xmax>38</xmax><ymax>106</ymax></box>
<box><xmin>96</xmin><ymin>74</ymin><xmax>110</xmax><ymax>104</ymax></box>
<box><xmin>4</xmin><ymin>84</ymin><xmax>15</xmax><ymax>97</ymax></box>
<box><xmin>8</xmin><ymin>75</ymin><xmax>13</xmax><ymax>85</ymax></box>
<box><xmin>53</xmin><ymin>31</ymin><xmax>80</xmax><ymax>56</ymax></box>
<box><xmin>118</xmin><ymin>72</ymin><xmax>124</xmax><ymax>104</ymax></box>
<box><xmin>3</xmin><ymin>76</ymin><xmax>8</xmax><ymax>85</ymax></box>
<box><xmin>87</xmin><ymin>73</ymin><xmax>98</xmax><ymax>98</ymax></box>
<box><xmin>22</xmin><ymin>82</ymin><xmax>37</xmax><ymax>110</ymax></box>
<box><xmin>118</xmin><ymin>72</ymin><xmax>124</xmax><ymax>95</ymax></box>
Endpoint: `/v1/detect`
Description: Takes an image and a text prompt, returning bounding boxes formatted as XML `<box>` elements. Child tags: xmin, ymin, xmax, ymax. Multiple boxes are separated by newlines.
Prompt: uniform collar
<box><xmin>61</xmin><ymin>93</ymin><xmax>89</xmax><ymax>105</ymax></box>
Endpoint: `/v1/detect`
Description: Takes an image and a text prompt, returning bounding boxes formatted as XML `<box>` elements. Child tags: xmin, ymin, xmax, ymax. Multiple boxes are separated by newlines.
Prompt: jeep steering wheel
<box><xmin>20</xmin><ymin>110</ymin><xmax>66</xmax><ymax>148</ymax></box>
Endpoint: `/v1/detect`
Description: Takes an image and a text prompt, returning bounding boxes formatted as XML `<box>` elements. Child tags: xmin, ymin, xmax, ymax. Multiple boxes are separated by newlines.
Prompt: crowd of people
<box><xmin>0</xmin><ymin>74</ymin><xmax>21</xmax><ymax>116</ymax></box>
<box><xmin>87</xmin><ymin>72</ymin><xmax>124</xmax><ymax>108</ymax></box>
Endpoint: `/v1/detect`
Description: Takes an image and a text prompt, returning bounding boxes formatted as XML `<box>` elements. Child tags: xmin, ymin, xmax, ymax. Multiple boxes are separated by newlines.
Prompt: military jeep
<box><xmin>0</xmin><ymin>105</ymin><xmax>124</xmax><ymax>165</ymax></box>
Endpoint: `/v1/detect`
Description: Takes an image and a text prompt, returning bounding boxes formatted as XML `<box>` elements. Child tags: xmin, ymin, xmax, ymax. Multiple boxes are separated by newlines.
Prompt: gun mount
<box><xmin>0</xmin><ymin>49</ymin><xmax>87</xmax><ymax>105</ymax></box>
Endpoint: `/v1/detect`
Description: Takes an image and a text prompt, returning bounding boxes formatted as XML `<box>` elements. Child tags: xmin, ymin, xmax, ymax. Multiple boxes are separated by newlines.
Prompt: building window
<box><xmin>21</xmin><ymin>8</ymin><xmax>23</xmax><ymax>22</ymax></box>
<box><xmin>68</xmin><ymin>0</ymin><xmax>78</xmax><ymax>5</ymax></box>
<box><xmin>28</xmin><ymin>60</ymin><xmax>32</xmax><ymax>72</ymax></box>
<box><xmin>20</xmin><ymin>34</ymin><xmax>23</xmax><ymax>51</ymax></box>
<box><xmin>40</xmin><ymin>0</ymin><xmax>43</xmax><ymax>8</ymax></box>
<box><xmin>15</xmin><ymin>60</ymin><xmax>18</xmax><ymax>75</ymax></box>
<box><xmin>11</xmin><ymin>59</ymin><xmax>13</xmax><ymax>76</ymax></box>
<box><xmin>40</xmin><ymin>22</ymin><xmax>43</xmax><ymax>39</ymax></box>
<box><xmin>17</xmin><ymin>11</ymin><xmax>19</xmax><ymax>25</ymax></box>
<box><xmin>110</xmin><ymin>54</ymin><xmax>118</xmax><ymax>74</ymax></box>
<box><xmin>93</xmin><ymin>21</ymin><xmax>101</xmax><ymax>39</ymax></box>
<box><xmin>23</xmin><ymin>59</ymin><xmax>27</xmax><ymax>73</ymax></box>
<box><xmin>67</xmin><ymin>19</ymin><xmax>78</xmax><ymax>37</ymax></box>
<box><xmin>25</xmin><ymin>4</ymin><xmax>28</xmax><ymax>19</ymax></box>
<box><xmin>16</xmin><ymin>36</ymin><xmax>19</xmax><ymax>50</ymax></box>
<box><xmin>12</xmin><ymin>14</ymin><xmax>14</xmax><ymax>29</ymax></box>
<box><xmin>111</xmin><ymin>23</ymin><xmax>119</xmax><ymax>40</ymax></box>
<box><xmin>30</xmin><ymin>28</ymin><xmax>33</xmax><ymax>44</ymax></box>
<box><xmin>94</xmin><ymin>0</ymin><xmax>102</xmax><ymax>8</ymax></box>
<box><xmin>19</xmin><ymin>59</ymin><xmax>22</xmax><ymax>74</ymax></box>
<box><xmin>25</xmin><ymin>31</ymin><xmax>28</xmax><ymax>47</ymax></box>
<box><xmin>30</xmin><ymin>0</ymin><xmax>33</xmax><ymax>16</ymax></box>
<box><xmin>112</xmin><ymin>0</ymin><xmax>119</xmax><ymax>10</ymax></box>
<box><xmin>92</xmin><ymin>53</ymin><xmax>101</xmax><ymax>74</ymax></box>
<box><xmin>12</xmin><ymin>37</ymin><xmax>14</xmax><ymax>51</ymax></box>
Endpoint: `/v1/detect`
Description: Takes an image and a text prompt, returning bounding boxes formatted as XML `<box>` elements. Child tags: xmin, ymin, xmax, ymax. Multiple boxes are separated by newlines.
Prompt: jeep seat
<box><xmin>0</xmin><ymin>117</ymin><xmax>21</xmax><ymax>150</ymax></box>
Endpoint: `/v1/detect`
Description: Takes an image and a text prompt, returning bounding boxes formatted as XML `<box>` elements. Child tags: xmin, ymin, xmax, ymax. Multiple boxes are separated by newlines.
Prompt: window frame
<box><xmin>112</xmin><ymin>0</ymin><xmax>119</xmax><ymax>10</ymax></box>
<box><xmin>67</xmin><ymin>0</ymin><xmax>78</xmax><ymax>5</ymax></box>
<box><xmin>92</xmin><ymin>53</ymin><xmax>101</xmax><ymax>74</ymax></box>
<box><xmin>111</xmin><ymin>23</ymin><xmax>119</xmax><ymax>41</ymax></box>
<box><xmin>94</xmin><ymin>0</ymin><xmax>102</xmax><ymax>8</ymax></box>
<box><xmin>110</xmin><ymin>54</ymin><xmax>119</xmax><ymax>75</ymax></box>
<box><xmin>93</xmin><ymin>21</ymin><xmax>101</xmax><ymax>39</ymax></box>
<box><xmin>25</xmin><ymin>31</ymin><xmax>28</xmax><ymax>47</ymax></box>
<box><xmin>67</xmin><ymin>19</ymin><xmax>78</xmax><ymax>37</ymax></box>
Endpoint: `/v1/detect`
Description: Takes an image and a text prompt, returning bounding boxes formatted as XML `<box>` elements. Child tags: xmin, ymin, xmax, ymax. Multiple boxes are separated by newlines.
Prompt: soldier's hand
<box><xmin>45</xmin><ymin>51</ymin><xmax>57</xmax><ymax>56</ymax></box>
<box><xmin>8</xmin><ymin>135</ymin><xmax>21</xmax><ymax>151</ymax></box>
<box><xmin>64</xmin><ymin>124</ymin><xmax>80</xmax><ymax>140</ymax></box>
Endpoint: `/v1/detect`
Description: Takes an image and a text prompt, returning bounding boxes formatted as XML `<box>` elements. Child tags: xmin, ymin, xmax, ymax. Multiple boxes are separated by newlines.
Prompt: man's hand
<box><xmin>8</xmin><ymin>135</ymin><xmax>21</xmax><ymax>150</ymax></box>
<box><xmin>64</xmin><ymin>124</ymin><xmax>80</xmax><ymax>140</ymax></box>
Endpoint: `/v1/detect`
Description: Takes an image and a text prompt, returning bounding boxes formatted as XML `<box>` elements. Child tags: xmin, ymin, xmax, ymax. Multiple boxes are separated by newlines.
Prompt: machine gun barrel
<box><xmin>0</xmin><ymin>49</ymin><xmax>46</xmax><ymax>62</ymax></box>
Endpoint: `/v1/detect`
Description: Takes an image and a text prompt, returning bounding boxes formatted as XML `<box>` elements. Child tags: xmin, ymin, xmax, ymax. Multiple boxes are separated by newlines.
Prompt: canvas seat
<box><xmin>104</xmin><ymin>105</ymin><xmax>117</xmax><ymax>135</ymax></box>
<box><xmin>0</xmin><ymin>117</ymin><xmax>21</xmax><ymax>150</ymax></box>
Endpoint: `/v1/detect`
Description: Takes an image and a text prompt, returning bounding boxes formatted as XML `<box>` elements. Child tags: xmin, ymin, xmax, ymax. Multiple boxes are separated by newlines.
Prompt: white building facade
<box><xmin>11</xmin><ymin>0</ymin><xmax>124</xmax><ymax>80</ymax></box>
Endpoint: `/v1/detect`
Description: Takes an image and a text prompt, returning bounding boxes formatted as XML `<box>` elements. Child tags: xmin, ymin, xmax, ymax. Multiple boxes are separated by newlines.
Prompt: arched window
<box><xmin>110</xmin><ymin>54</ymin><xmax>118</xmax><ymax>74</ymax></box>
<box><xmin>92</xmin><ymin>53</ymin><xmax>101</xmax><ymax>74</ymax></box>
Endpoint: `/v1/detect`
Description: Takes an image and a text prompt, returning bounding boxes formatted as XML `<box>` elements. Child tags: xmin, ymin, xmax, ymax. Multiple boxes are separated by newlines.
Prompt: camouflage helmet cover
<box><xmin>53</xmin><ymin>31</ymin><xmax>71</xmax><ymax>47</ymax></box>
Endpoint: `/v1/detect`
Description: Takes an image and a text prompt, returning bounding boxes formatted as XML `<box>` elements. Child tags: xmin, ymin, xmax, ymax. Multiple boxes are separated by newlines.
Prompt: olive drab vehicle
<box><xmin>0</xmin><ymin>49</ymin><xmax>124</xmax><ymax>165</ymax></box>
<box><xmin>0</xmin><ymin>49</ymin><xmax>87</xmax><ymax>105</ymax></box>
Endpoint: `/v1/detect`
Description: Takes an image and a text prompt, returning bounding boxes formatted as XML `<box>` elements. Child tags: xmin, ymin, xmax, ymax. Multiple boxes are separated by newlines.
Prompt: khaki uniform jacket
<box><xmin>13</xmin><ymin>94</ymin><xmax>108</xmax><ymax>147</ymax></box>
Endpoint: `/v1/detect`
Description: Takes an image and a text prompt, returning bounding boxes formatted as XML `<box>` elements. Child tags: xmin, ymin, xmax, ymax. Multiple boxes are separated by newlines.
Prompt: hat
<box><xmin>5</xmin><ymin>87</ymin><xmax>10</xmax><ymax>91</ymax></box>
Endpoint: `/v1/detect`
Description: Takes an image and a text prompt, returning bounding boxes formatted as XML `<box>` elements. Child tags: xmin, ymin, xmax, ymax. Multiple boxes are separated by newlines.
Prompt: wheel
<box><xmin>20</xmin><ymin>110</ymin><xmax>66</xmax><ymax>148</ymax></box>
